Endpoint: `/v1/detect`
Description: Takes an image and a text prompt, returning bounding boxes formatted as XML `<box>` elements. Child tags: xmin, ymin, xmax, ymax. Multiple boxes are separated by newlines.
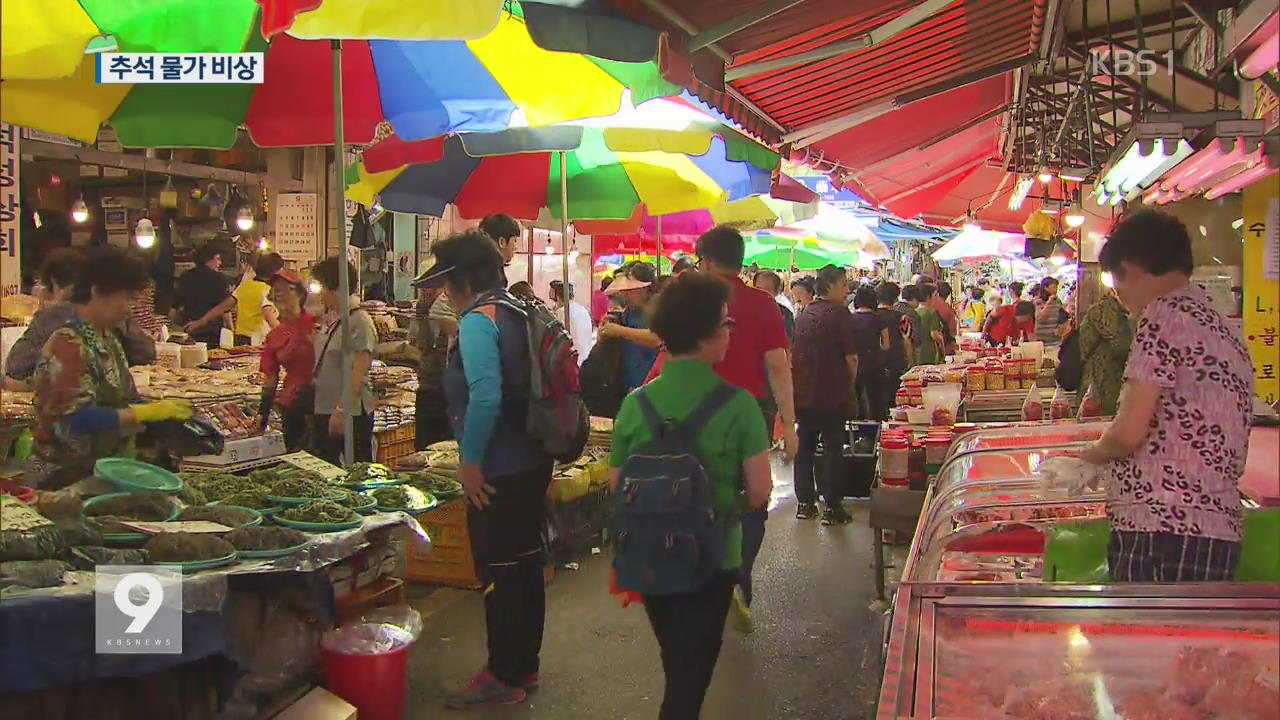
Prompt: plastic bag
<box><xmin>321</xmin><ymin>605</ymin><xmax>423</xmax><ymax>655</ymax></box>
<box><xmin>0</xmin><ymin>559</ymin><xmax>69</xmax><ymax>590</ymax></box>
<box><xmin>1049</xmin><ymin>387</ymin><xmax>1072</xmax><ymax>420</ymax></box>
<box><xmin>1078</xmin><ymin>382</ymin><xmax>1103</xmax><ymax>418</ymax></box>
<box><xmin>1043</xmin><ymin>519</ymin><xmax>1109</xmax><ymax>582</ymax></box>
<box><xmin>923</xmin><ymin>382</ymin><xmax>962</xmax><ymax>427</ymax></box>
<box><xmin>1035</xmin><ymin>456</ymin><xmax>1100</xmax><ymax>498</ymax></box>
<box><xmin>1021</xmin><ymin>384</ymin><xmax>1044</xmax><ymax>421</ymax></box>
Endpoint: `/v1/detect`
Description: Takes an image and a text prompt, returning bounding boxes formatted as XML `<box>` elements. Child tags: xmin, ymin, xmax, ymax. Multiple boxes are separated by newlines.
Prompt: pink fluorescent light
<box><xmin>1204</xmin><ymin>162</ymin><xmax>1278</xmax><ymax>200</ymax></box>
<box><xmin>1240</xmin><ymin>25</ymin><xmax>1279</xmax><ymax>78</ymax></box>
<box><xmin>1161</xmin><ymin>139</ymin><xmax>1260</xmax><ymax>194</ymax></box>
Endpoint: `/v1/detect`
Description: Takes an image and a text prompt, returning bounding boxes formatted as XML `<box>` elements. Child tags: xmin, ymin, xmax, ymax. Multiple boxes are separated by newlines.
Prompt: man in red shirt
<box><xmin>693</xmin><ymin>227</ymin><xmax>794</xmax><ymax>625</ymax></box>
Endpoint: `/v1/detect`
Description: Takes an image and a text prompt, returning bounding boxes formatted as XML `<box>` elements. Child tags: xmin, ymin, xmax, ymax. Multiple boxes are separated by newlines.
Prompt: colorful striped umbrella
<box><xmin>258</xmin><ymin>0</ymin><xmax>505</xmax><ymax>40</ymax></box>
<box><xmin>1</xmin><ymin>6</ymin><xmax>678</xmax><ymax>148</ymax></box>
<box><xmin>743</xmin><ymin>239</ymin><xmax>862</xmax><ymax>271</ymax></box>
<box><xmin>347</xmin><ymin>100</ymin><xmax>779</xmax><ymax>221</ymax></box>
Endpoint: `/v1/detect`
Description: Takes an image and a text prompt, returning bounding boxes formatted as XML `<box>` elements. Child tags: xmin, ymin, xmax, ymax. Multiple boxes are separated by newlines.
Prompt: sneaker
<box><xmin>795</xmin><ymin>503</ymin><xmax>819</xmax><ymax>520</ymax></box>
<box><xmin>821</xmin><ymin>506</ymin><xmax>853</xmax><ymax>526</ymax></box>
<box><xmin>728</xmin><ymin>587</ymin><xmax>754</xmax><ymax>634</ymax></box>
<box><xmin>522</xmin><ymin>673</ymin><xmax>539</xmax><ymax>690</ymax></box>
<box><xmin>445</xmin><ymin>669</ymin><xmax>527</xmax><ymax>709</ymax></box>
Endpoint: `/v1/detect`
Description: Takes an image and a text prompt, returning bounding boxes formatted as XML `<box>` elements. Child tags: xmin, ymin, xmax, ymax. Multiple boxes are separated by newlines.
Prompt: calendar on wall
<box><xmin>275</xmin><ymin>192</ymin><xmax>319</xmax><ymax>261</ymax></box>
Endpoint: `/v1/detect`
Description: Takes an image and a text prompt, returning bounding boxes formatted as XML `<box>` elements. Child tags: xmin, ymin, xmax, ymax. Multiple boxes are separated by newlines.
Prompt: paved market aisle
<box><xmin>405</xmin><ymin>469</ymin><xmax>887</xmax><ymax>720</ymax></box>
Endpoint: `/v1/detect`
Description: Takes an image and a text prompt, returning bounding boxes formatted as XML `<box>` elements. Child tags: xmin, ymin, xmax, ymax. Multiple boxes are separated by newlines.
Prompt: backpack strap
<box><xmin>679</xmin><ymin>382</ymin><xmax>740</xmax><ymax>437</ymax></box>
<box><xmin>634</xmin><ymin>389</ymin><xmax>667</xmax><ymax>438</ymax></box>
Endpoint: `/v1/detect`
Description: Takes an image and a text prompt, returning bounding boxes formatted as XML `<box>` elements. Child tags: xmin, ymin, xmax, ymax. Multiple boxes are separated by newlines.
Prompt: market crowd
<box><xmin>4</xmin><ymin>209</ymin><xmax>1257</xmax><ymax>719</ymax></box>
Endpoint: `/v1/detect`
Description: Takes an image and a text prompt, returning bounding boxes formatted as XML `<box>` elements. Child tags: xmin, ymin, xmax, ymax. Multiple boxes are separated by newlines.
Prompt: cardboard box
<box><xmin>184</xmin><ymin>432</ymin><xmax>285</xmax><ymax>466</ymax></box>
<box><xmin>274</xmin><ymin>687</ymin><xmax>356</xmax><ymax>720</ymax></box>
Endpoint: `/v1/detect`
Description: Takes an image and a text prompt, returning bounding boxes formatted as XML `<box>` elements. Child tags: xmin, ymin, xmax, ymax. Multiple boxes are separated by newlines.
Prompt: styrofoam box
<box><xmin>184</xmin><ymin>432</ymin><xmax>285</xmax><ymax>466</ymax></box>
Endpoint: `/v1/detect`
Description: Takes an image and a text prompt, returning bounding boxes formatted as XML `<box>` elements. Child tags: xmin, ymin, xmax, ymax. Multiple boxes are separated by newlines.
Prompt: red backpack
<box><xmin>480</xmin><ymin>294</ymin><xmax>590</xmax><ymax>463</ymax></box>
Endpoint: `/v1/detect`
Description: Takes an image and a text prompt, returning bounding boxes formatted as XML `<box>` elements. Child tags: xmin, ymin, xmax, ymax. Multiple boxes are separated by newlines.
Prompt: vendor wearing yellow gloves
<box><xmin>26</xmin><ymin>247</ymin><xmax>194</xmax><ymax>490</ymax></box>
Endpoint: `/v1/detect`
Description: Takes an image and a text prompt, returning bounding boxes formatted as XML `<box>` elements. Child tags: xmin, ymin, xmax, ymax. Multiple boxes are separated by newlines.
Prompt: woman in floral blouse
<box><xmin>1081</xmin><ymin>211</ymin><xmax>1253</xmax><ymax>582</ymax></box>
<box><xmin>1077</xmin><ymin>287</ymin><xmax>1133</xmax><ymax>415</ymax></box>
<box><xmin>28</xmin><ymin>247</ymin><xmax>193</xmax><ymax>490</ymax></box>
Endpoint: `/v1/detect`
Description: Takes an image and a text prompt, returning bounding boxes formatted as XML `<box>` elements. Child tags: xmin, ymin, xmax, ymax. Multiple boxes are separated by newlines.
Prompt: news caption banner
<box><xmin>95</xmin><ymin>566</ymin><xmax>184</xmax><ymax>655</ymax></box>
<box><xmin>95</xmin><ymin>52</ymin><xmax>265</xmax><ymax>85</ymax></box>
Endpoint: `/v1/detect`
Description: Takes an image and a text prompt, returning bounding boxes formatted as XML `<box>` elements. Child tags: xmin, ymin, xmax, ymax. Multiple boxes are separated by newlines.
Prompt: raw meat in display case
<box><xmin>945</xmin><ymin>421</ymin><xmax>1110</xmax><ymax>462</ymax></box>
<box><xmin>927</xmin><ymin>607</ymin><xmax>1279</xmax><ymax>720</ymax></box>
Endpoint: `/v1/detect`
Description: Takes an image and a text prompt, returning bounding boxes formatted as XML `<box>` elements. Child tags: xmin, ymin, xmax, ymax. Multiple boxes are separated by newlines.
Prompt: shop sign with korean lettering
<box><xmin>1242</xmin><ymin>185</ymin><xmax>1279</xmax><ymax>406</ymax></box>
<box><xmin>0</xmin><ymin>124</ymin><xmax>19</xmax><ymax>297</ymax></box>
<box><xmin>96</xmin><ymin>53</ymin><xmax>265</xmax><ymax>84</ymax></box>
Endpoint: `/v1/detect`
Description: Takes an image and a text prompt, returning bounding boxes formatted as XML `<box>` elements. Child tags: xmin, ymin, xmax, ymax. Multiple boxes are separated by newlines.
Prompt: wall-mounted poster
<box><xmin>275</xmin><ymin>193</ymin><xmax>319</xmax><ymax>261</ymax></box>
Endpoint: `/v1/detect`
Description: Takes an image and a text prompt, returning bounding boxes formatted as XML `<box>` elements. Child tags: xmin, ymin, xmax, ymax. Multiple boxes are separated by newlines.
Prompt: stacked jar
<box><xmin>924</xmin><ymin>429</ymin><xmax>953</xmax><ymax>476</ymax></box>
<box><xmin>1003</xmin><ymin>357</ymin><xmax>1021</xmax><ymax>391</ymax></box>
<box><xmin>985</xmin><ymin>357</ymin><xmax>1006</xmax><ymax>390</ymax></box>
<box><xmin>1020</xmin><ymin>356</ymin><xmax>1038</xmax><ymax>389</ymax></box>
<box><xmin>904</xmin><ymin>377</ymin><xmax>924</xmax><ymax>405</ymax></box>
<box><xmin>966</xmin><ymin>364</ymin><xmax>986</xmax><ymax>393</ymax></box>
<box><xmin>878</xmin><ymin>431</ymin><xmax>910</xmax><ymax>488</ymax></box>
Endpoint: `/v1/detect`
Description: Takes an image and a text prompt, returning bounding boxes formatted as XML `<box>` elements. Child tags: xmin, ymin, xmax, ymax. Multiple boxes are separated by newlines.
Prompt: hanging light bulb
<box><xmin>71</xmin><ymin>196</ymin><xmax>90</xmax><ymax>223</ymax></box>
<box><xmin>1063</xmin><ymin>204</ymin><xmax>1086</xmax><ymax>228</ymax></box>
<box><xmin>134</xmin><ymin>218</ymin><xmax>156</xmax><ymax>249</ymax></box>
<box><xmin>257</xmin><ymin>238</ymin><xmax>269</xmax><ymax>250</ymax></box>
<box><xmin>308</xmin><ymin>280</ymin><xmax>322</xmax><ymax>294</ymax></box>
<box><xmin>235</xmin><ymin>205</ymin><xmax>255</xmax><ymax>231</ymax></box>
<box><xmin>1037</xmin><ymin>168</ymin><xmax>1055</xmax><ymax>184</ymax></box>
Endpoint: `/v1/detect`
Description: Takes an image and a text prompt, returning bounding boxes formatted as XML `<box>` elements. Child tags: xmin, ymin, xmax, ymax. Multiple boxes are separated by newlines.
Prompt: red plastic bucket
<box><xmin>321</xmin><ymin>624</ymin><xmax>413</xmax><ymax>720</ymax></box>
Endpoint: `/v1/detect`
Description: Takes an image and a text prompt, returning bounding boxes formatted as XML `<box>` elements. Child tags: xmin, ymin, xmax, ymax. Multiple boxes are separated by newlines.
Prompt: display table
<box><xmin>0</xmin><ymin>512</ymin><xmax>424</xmax><ymax>707</ymax></box>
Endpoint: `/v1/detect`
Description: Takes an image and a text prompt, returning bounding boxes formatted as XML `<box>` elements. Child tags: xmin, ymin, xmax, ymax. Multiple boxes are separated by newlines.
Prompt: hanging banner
<box><xmin>274</xmin><ymin>192</ymin><xmax>319</xmax><ymax>262</ymax></box>
<box><xmin>0</xmin><ymin>123</ymin><xmax>20</xmax><ymax>296</ymax></box>
<box><xmin>1242</xmin><ymin>185</ymin><xmax>1279</xmax><ymax>406</ymax></box>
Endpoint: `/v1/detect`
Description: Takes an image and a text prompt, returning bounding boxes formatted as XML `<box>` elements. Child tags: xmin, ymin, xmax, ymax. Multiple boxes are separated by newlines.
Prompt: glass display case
<box><xmin>946</xmin><ymin>421</ymin><xmax>1110</xmax><ymax>463</ymax></box>
<box><xmin>878</xmin><ymin>421</ymin><xmax>1278</xmax><ymax>720</ymax></box>
<box><xmin>877</xmin><ymin>584</ymin><xmax>1280</xmax><ymax>719</ymax></box>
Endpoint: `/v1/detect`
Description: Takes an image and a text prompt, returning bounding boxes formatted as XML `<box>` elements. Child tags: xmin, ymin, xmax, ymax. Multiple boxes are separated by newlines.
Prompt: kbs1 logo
<box><xmin>1088</xmin><ymin>48</ymin><xmax>1177</xmax><ymax>78</ymax></box>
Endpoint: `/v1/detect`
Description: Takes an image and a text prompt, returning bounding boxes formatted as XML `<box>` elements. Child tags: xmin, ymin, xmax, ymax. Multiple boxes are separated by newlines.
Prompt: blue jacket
<box><xmin>443</xmin><ymin>290</ymin><xmax>548</xmax><ymax>478</ymax></box>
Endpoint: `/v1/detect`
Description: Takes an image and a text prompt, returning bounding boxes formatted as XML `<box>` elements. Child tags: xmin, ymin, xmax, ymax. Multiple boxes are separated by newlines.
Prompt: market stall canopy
<box><xmin>1</xmin><ymin>6</ymin><xmax>678</xmax><ymax>147</ymax></box>
<box><xmin>932</xmin><ymin>228</ymin><xmax>1025</xmax><ymax>263</ymax></box>
<box><xmin>589</xmin><ymin>0</ymin><xmax>1048</xmax><ymax>228</ymax></box>
<box><xmin>571</xmin><ymin>183</ymin><xmax>818</xmax><ymax>237</ymax></box>
<box><xmin>347</xmin><ymin>96</ymin><xmax>778</xmax><ymax>219</ymax></box>
<box><xmin>742</xmin><ymin>236</ymin><xmax>864</xmax><ymax>271</ymax></box>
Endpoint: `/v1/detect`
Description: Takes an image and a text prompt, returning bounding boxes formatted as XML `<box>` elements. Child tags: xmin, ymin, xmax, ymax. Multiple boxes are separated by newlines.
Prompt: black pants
<box><xmin>466</xmin><ymin>462</ymin><xmax>553</xmax><ymax>688</ymax></box>
<box><xmin>279</xmin><ymin>399</ymin><xmax>310</xmax><ymax>452</ymax></box>
<box><xmin>794</xmin><ymin>408</ymin><xmax>846</xmax><ymax>507</ymax></box>
<box><xmin>643</xmin><ymin>570</ymin><xmax>737</xmax><ymax>720</ymax></box>
<box><xmin>310</xmin><ymin>412</ymin><xmax>374</xmax><ymax>465</ymax></box>
<box><xmin>739</xmin><ymin>398</ymin><xmax>773</xmax><ymax>605</ymax></box>
<box><xmin>414</xmin><ymin>388</ymin><xmax>453</xmax><ymax>450</ymax></box>
<box><xmin>855</xmin><ymin>368</ymin><xmax>887</xmax><ymax>421</ymax></box>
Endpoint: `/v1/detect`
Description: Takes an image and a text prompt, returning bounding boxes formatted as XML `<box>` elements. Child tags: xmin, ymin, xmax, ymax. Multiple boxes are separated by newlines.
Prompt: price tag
<box><xmin>276</xmin><ymin>451</ymin><xmax>346</xmax><ymax>480</ymax></box>
<box><xmin>119</xmin><ymin>520</ymin><xmax>232</xmax><ymax>534</ymax></box>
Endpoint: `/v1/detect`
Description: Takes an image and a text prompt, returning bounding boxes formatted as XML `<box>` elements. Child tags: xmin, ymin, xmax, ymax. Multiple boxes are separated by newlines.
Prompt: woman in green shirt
<box><xmin>610</xmin><ymin>273</ymin><xmax>772</xmax><ymax>720</ymax></box>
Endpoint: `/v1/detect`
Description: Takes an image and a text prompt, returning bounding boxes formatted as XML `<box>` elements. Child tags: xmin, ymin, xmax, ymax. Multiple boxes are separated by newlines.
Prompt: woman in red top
<box><xmin>983</xmin><ymin>300</ymin><xmax>1036</xmax><ymax>346</ymax></box>
<box><xmin>258</xmin><ymin>270</ymin><xmax>316</xmax><ymax>450</ymax></box>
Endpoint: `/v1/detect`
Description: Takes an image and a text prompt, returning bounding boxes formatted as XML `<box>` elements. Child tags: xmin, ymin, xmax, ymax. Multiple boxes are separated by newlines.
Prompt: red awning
<box><xmin>602</xmin><ymin>0</ymin><xmax>1048</xmax><ymax>228</ymax></box>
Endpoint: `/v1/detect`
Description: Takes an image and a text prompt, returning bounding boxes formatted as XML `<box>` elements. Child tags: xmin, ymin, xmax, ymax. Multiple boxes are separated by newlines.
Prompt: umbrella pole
<box><xmin>655</xmin><ymin>215</ymin><xmax>663</xmax><ymax>276</ymax></box>
<box><xmin>559</xmin><ymin>151</ymin><xmax>570</xmax><ymax>327</ymax></box>
<box><xmin>332</xmin><ymin>39</ymin><xmax>355</xmax><ymax>463</ymax></box>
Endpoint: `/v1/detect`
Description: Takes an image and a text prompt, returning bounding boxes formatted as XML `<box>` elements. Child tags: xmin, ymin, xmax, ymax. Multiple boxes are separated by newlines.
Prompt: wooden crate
<box><xmin>402</xmin><ymin>501</ymin><xmax>482</xmax><ymax>589</ymax></box>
